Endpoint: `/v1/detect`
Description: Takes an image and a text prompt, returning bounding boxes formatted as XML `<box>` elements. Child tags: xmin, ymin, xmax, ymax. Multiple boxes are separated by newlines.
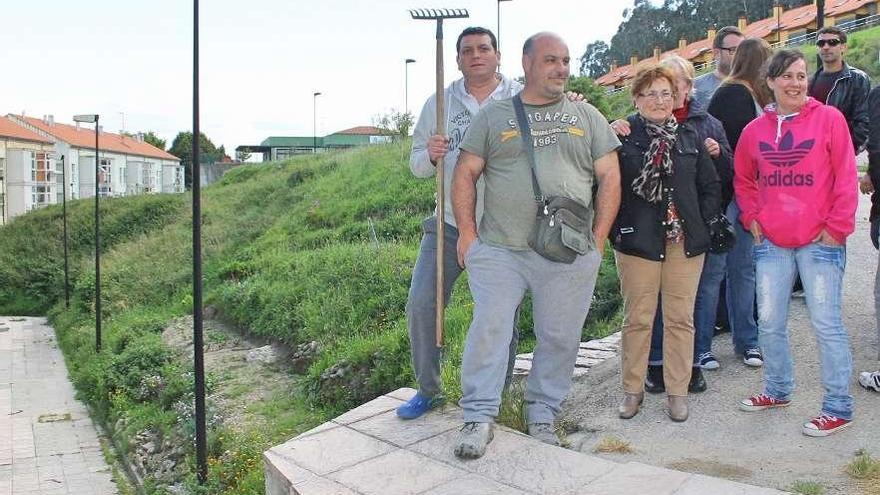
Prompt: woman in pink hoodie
<box><xmin>734</xmin><ymin>49</ymin><xmax>858</xmax><ymax>437</ymax></box>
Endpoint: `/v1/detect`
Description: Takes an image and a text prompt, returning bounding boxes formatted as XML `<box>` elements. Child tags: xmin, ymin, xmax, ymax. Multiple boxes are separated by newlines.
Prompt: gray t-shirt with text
<box><xmin>460</xmin><ymin>97</ymin><xmax>620</xmax><ymax>250</ymax></box>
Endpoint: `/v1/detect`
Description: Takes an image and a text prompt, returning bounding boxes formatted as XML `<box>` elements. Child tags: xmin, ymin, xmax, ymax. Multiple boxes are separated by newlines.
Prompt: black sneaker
<box><xmin>743</xmin><ymin>348</ymin><xmax>764</xmax><ymax>367</ymax></box>
<box><xmin>645</xmin><ymin>365</ymin><xmax>665</xmax><ymax>394</ymax></box>
<box><xmin>688</xmin><ymin>367</ymin><xmax>707</xmax><ymax>393</ymax></box>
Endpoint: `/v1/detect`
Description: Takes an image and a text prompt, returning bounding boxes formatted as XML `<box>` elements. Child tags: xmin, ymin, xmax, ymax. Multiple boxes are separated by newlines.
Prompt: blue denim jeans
<box><xmin>754</xmin><ymin>238</ymin><xmax>853</xmax><ymax>420</ymax></box>
<box><xmin>726</xmin><ymin>200</ymin><xmax>760</xmax><ymax>354</ymax></box>
<box><xmin>648</xmin><ymin>252</ymin><xmax>727</xmax><ymax>364</ymax></box>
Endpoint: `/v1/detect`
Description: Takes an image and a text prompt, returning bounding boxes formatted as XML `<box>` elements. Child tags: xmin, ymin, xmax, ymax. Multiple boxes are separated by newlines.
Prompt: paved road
<box><xmin>0</xmin><ymin>317</ymin><xmax>118</xmax><ymax>495</ymax></box>
<box><xmin>564</xmin><ymin>194</ymin><xmax>879</xmax><ymax>494</ymax></box>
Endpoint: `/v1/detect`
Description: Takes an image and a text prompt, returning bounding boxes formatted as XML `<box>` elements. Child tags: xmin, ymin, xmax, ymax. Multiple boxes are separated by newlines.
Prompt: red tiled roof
<box><xmin>14</xmin><ymin>116</ymin><xmax>179</xmax><ymax>161</ymax></box>
<box><xmin>0</xmin><ymin>117</ymin><xmax>53</xmax><ymax>144</ymax></box>
<box><xmin>333</xmin><ymin>126</ymin><xmax>392</xmax><ymax>136</ymax></box>
<box><xmin>596</xmin><ymin>0</ymin><xmax>877</xmax><ymax>87</ymax></box>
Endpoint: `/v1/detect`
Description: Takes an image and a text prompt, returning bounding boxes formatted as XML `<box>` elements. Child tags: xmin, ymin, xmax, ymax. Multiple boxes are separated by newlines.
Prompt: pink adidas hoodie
<box><xmin>734</xmin><ymin>97</ymin><xmax>858</xmax><ymax>248</ymax></box>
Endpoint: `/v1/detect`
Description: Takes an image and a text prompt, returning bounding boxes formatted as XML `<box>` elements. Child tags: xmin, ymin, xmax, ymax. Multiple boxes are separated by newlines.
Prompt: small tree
<box><xmin>374</xmin><ymin>109</ymin><xmax>414</xmax><ymax>139</ymax></box>
<box><xmin>566</xmin><ymin>76</ymin><xmax>611</xmax><ymax>117</ymax></box>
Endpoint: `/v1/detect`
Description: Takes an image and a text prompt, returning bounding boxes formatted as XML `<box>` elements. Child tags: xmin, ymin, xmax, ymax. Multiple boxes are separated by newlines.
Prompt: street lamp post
<box><xmin>497</xmin><ymin>0</ymin><xmax>513</xmax><ymax>51</ymax></box>
<box><xmin>73</xmin><ymin>113</ymin><xmax>100</xmax><ymax>352</ymax></box>
<box><xmin>405</xmin><ymin>58</ymin><xmax>416</xmax><ymax>115</ymax></box>
<box><xmin>313</xmin><ymin>92</ymin><xmax>322</xmax><ymax>153</ymax></box>
<box><xmin>60</xmin><ymin>154</ymin><xmax>70</xmax><ymax>309</ymax></box>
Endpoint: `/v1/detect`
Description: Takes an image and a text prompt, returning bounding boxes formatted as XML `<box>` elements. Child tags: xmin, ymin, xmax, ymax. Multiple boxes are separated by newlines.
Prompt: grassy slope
<box><xmin>1</xmin><ymin>140</ymin><xmax>622</xmax><ymax>493</ymax></box>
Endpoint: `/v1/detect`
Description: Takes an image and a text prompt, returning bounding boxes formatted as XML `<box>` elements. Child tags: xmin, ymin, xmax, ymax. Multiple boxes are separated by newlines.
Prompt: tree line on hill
<box><xmin>579</xmin><ymin>0</ymin><xmax>814</xmax><ymax>78</ymax></box>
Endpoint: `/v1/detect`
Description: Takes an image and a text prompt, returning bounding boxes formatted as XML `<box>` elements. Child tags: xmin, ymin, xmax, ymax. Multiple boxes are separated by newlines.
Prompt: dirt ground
<box><xmin>562</xmin><ymin>193</ymin><xmax>879</xmax><ymax>495</ymax></box>
<box><xmin>162</xmin><ymin>317</ymin><xmax>291</xmax><ymax>432</ymax></box>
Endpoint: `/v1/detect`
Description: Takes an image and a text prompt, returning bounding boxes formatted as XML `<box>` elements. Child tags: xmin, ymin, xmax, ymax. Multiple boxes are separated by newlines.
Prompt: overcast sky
<box><xmin>1</xmin><ymin>1</ymin><xmax>636</xmax><ymax>157</ymax></box>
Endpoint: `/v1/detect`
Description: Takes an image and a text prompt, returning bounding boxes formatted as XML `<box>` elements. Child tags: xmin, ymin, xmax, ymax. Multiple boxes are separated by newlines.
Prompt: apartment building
<box><xmin>0</xmin><ymin>117</ymin><xmax>57</xmax><ymax>225</ymax></box>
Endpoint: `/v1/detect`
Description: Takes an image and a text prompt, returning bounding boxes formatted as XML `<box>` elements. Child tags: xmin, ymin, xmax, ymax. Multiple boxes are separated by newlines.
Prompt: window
<box><xmin>31</xmin><ymin>185</ymin><xmax>52</xmax><ymax>208</ymax></box>
<box><xmin>30</xmin><ymin>152</ymin><xmax>52</xmax><ymax>183</ymax></box>
<box><xmin>99</xmin><ymin>158</ymin><xmax>112</xmax><ymax>197</ymax></box>
<box><xmin>142</xmin><ymin>163</ymin><xmax>156</xmax><ymax>192</ymax></box>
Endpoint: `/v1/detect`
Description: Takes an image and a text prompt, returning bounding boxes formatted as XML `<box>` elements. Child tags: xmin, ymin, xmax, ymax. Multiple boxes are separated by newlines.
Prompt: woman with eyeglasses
<box><xmin>735</xmin><ymin>49</ymin><xmax>858</xmax><ymax>437</ymax></box>
<box><xmin>610</xmin><ymin>55</ymin><xmax>734</xmax><ymax>395</ymax></box>
<box><xmin>612</xmin><ymin>64</ymin><xmax>721</xmax><ymax>422</ymax></box>
<box><xmin>707</xmin><ymin>37</ymin><xmax>773</xmax><ymax>370</ymax></box>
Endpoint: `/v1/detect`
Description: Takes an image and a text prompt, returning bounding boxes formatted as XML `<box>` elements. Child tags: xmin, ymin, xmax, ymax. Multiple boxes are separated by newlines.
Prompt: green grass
<box><xmin>0</xmin><ymin>139</ymin><xmax>623</xmax><ymax>494</ymax></box>
<box><xmin>788</xmin><ymin>480</ymin><xmax>825</xmax><ymax>495</ymax></box>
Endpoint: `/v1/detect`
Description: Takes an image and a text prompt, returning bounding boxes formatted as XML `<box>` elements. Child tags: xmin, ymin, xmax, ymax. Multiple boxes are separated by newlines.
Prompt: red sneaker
<box><xmin>739</xmin><ymin>393</ymin><xmax>791</xmax><ymax>412</ymax></box>
<box><xmin>803</xmin><ymin>414</ymin><xmax>851</xmax><ymax>437</ymax></box>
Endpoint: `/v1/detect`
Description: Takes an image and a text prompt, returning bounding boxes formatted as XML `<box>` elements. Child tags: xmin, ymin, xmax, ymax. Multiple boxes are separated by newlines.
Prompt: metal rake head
<box><xmin>408</xmin><ymin>8</ymin><xmax>469</xmax><ymax>20</ymax></box>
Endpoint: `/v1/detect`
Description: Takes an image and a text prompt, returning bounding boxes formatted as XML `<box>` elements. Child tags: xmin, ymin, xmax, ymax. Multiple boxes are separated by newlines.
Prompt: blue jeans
<box><xmin>648</xmin><ymin>252</ymin><xmax>727</xmax><ymax>364</ymax></box>
<box><xmin>726</xmin><ymin>200</ymin><xmax>760</xmax><ymax>354</ymax></box>
<box><xmin>754</xmin><ymin>238</ymin><xmax>853</xmax><ymax>420</ymax></box>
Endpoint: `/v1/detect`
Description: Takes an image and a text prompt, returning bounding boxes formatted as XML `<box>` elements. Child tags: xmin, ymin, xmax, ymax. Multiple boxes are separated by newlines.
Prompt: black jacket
<box><xmin>612</xmin><ymin>115</ymin><xmax>722</xmax><ymax>261</ymax></box>
<box><xmin>707</xmin><ymin>82</ymin><xmax>758</xmax><ymax>153</ymax></box>
<box><xmin>685</xmin><ymin>98</ymin><xmax>734</xmax><ymax>208</ymax></box>
<box><xmin>809</xmin><ymin>62</ymin><xmax>872</xmax><ymax>153</ymax></box>
<box><xmin>868</xmin><ymin>86</ymin><xmax>880</xmax><ymax>222</ymax></box>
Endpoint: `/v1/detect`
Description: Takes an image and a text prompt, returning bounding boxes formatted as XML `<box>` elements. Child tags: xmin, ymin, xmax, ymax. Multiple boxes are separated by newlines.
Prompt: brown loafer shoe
<box><xmin>618</xmin><ymin>392</ymin><xmax>644</xmax><ymax>419</ymax></box>
<box><xmin>666</xmin><ymin>395</ymin><xmax>688</xmax><ymax>422</ymax></box>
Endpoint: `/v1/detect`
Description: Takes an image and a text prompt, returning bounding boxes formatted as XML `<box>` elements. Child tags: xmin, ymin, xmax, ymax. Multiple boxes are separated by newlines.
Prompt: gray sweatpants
<box><xmin>459</xmin><ymin>239</ymin><xmax>602</xmax><ymax>424</ymax></box>
<box><xmin>406</xmin><ymin>217</ymin><xmax>518</xmax><ymax>397</ymax></box>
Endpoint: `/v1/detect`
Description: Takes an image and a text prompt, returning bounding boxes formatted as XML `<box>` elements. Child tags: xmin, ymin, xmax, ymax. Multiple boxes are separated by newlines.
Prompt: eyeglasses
<box><xmin>638</xmin><ymin>91</ymin><xmax>674</xmax><ymax>101</ymax></box>
<box><xmin>816</xmin><ymin>38</ymin><xmax>843</xmax><ymax>47</ymax></box>
<box><xmin>718</xmin><ymin>46</ymin><xmax>738</xmax><ymax>54</ymax></box>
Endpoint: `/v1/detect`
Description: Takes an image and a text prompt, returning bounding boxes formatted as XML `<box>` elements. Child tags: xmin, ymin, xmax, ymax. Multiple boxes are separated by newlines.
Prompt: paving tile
<box><xmin>332</xmin><ymin>395</ymin><xmax>404</xmax><ymax>425</ymax></box>
<box><xmin>575</xmin><ymin>461</ymin><xmax>690</xmax><ymax>495</ymax></box>
<box><xmin>346</xmin><ymin>410</ymin><xmax>459</xmax><ymax>447</ymax></box>
<box><xmin>264</xmin><ymin>450</ymin><xmax>358</xmax><ymax>495</ymax></box>
<box><xmin>419</xmin><ymin>474</ymin><xmax>532</xmax><ymax>495</ymax></box>
<box><xmin>673</xmin><ymin>474</ymin><xmax>786</xmax><ymax>494</ymax></box>
<box><xmin>329</xmin><ymin>449</ymin><xmax>463</xmax><ymax>495</ymax></box>
<box><xmin>269</xmin><ymin>426</ymin><xmax>395</xmax><ymax>476</ymax></box>
<box><xmin>293</xmin><ymin>421</ymin><xmax>340</xmax><ymax>440</ymax></box>
<box><xmin>385</xmin><ymin>388</ymin><xmax>417</xmax><ymax>402</ymax></box>
<box><xmin>411</xmin><ymin>428</ymin><xmax>617</xmax><ymax>494</ymax></box>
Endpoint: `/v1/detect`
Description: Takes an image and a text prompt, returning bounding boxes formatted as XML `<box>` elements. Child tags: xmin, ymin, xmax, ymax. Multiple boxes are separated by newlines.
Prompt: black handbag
<box><xmin>512</xmin><ymin>95</ymin><xmax>594</xmax><ymax>264</ymax></box>
<box><xmin>707</xmin><ymin>214</ymin><xmax>736</xmax><ymax>254</ymax></box>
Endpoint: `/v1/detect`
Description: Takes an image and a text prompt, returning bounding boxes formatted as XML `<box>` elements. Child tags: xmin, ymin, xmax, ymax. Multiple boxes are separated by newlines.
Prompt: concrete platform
<box><xmin>264</xmin><ymin>388</ymin><xmax>784</xmax><ymax>495</ymax></box>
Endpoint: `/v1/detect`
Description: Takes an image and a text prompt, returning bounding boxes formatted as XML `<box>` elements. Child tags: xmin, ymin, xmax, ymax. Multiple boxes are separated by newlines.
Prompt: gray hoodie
<box><xmin>410</xmin><ymin>74</ymin><xmax>523</xmax><ymax>228</ymax></box>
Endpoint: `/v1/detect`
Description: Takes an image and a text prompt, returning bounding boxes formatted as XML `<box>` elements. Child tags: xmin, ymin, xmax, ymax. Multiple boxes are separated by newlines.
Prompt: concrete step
<box><xmin>264</xmin><ymin>388</ymin><xmax>785</xmax><ymax>495</ymax></box>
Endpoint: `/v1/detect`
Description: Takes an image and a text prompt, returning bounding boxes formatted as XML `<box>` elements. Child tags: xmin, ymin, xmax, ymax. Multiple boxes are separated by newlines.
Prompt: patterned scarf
<box><xmin>631</xmin><ymin>116</ymin><xmax>678</xmax><ymax>203</ymax></box>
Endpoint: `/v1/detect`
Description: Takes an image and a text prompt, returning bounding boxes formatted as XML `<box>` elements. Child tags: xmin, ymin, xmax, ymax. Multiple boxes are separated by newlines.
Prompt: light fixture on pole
<box><xmin>313</xmin><ymin>92</ymin><xmax>322</xmax><ymax>153</ymax></box>
<box><xmin>73</xmin><ymin>113</ymin><xmax>100</xmax><ymax>352</ymax></box>
<box><xmin>60</xmin><ymin>154</ymin><xmax>70</xmax><ymax>309</ymax></box>
<box><xmin>497</xmin><ymin>0</ymin><xmax>513</xmax><ymax>51</ymax></box>
<box><xmin>405</xmin><ymin>58</ymin><xmax>416</xmax><ymax>114</ymax></box>
<box><xmin>192</xmin><ymin>0</ymin><xmax>208</xmax><ymax>484</ymax></box>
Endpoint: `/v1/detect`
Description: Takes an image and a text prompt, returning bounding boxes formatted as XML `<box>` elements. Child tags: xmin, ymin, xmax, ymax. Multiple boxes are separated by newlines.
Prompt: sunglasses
<box><xmin>816</xmin><ymin>39</ymin><xmax>843</xmax><ymax>47</ymax></box>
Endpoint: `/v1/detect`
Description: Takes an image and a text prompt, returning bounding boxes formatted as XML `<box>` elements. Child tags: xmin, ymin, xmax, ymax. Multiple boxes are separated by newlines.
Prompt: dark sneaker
<box><xmin>743</xmin><ymin>348</ymin><xmax>764</xmax><ymax>367</ymax></box>
<box><xmin>697</xmin><ymin>351</ymin><xmax>720</xmax><ymax>370</ymax></box>
<box><xmin>803</xmin><ymin>414</ymin><xmax>851</xmax><ymax>437</ymax></box>
<box><xmin>739</xmin><ymin>393</ymin><xmax>791</xmax><ymax>412</ymax></box>
<box><xmin>454</xmin><ymin>422</ymin><xmax>493</xmax><ymax>459</ymax></box>
<box><xmin>859</xmin><ymin>371</ymin><xmax>880</xmax><ymax>392</ymax></box>
<box><xmin>713</xmin><ymin>323</ymin><xmax>730</xmax><ymax>335</ymax></box>
<box><xmin>527</xmin><ymin>423</ymin><xmax>560</xmax><ymax>446</ymax></box>
<box><xmin>688</xmin><ymin>367</ymin><xmax>707</xmax><ymax>393</ymax></box>
<box><xmin>645</xmin><ymin>364</ymin><xmax>665</xmax><ymax>394</ymax></box>
<box><xmin>396</xmin><ymin>392</ymin><xmax>443</xmax><ymax>420</ymax></box>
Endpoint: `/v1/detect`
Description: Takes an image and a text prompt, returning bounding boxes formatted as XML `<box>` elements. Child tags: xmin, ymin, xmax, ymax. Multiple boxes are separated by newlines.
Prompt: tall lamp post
<box><xmin>313</xmin><ymin>92</ymin><xmax>322</xmax><ymax>153</ymax></box>
<box><xmin>60</xmin><ymin>154</ymin><xmax>70</xmax><ymax>309</ymax></box>
<box><xmin>497</xmin><ymin>0</ymin><xmax>513</xmax><ymax>50</ymax></box>
<box><xmin>405</xmin><ymin>58</ymin><xmax>416</xmax><ymax>114</ymax></box>
<box><xmin>73</xmin><ymin>113</ymin><xmax>100</xmax><ymax>351</ymax></box>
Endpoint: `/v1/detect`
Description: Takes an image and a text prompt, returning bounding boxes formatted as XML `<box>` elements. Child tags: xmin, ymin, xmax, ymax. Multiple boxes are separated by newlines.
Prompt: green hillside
<box><xmin>0</xmin><ymin>140</ymin><xmax>622</xmax><ymax>493</ymax></box>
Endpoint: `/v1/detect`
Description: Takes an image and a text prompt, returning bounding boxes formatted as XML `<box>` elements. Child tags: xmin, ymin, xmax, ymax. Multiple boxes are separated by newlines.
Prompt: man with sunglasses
<box><xmin>809</xmin><ymin>26</ymin><xmax>871</xmax><ymax>153</ymax></box>
<box><xmin>693</xmin><ymin>26</ymin><xmax>744</xmax><ymax>108</ymax></box>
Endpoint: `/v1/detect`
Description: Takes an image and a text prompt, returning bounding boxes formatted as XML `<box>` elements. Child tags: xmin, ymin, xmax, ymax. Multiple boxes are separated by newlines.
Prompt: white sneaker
<box><xmin>454</xmin><ymin>422</ymin><xmax>494</xmax><ymax>459</ymax></box>
<box><xmin>859</xmin><ymin>371</ymin><xmax>880</xmax><ymax>392</ymax></box>
<box><xmin>527</xmin><ymin>423</ymin><xmax>560</xmax><ymax>446</ymax></box>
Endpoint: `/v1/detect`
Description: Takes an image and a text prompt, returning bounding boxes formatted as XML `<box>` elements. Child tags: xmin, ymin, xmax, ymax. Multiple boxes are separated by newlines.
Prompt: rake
<box><xmin>408</xmin><ymin>7</ymin><xmax>469</xmax><ymax>349</ymax></box>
